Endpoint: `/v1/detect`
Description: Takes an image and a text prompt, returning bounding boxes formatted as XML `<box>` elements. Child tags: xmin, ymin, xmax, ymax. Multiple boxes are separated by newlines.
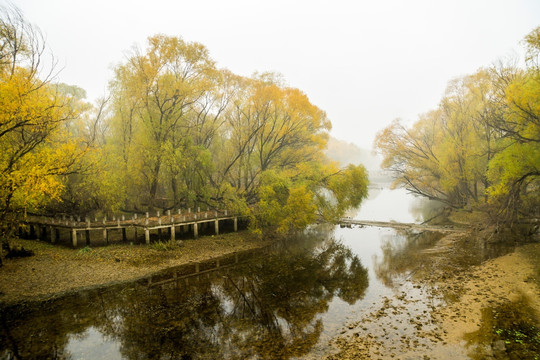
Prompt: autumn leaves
<box><xmin>0</xmin><ymin>9</ymin><xmax>369</xmax><ymax>236</ymax></box>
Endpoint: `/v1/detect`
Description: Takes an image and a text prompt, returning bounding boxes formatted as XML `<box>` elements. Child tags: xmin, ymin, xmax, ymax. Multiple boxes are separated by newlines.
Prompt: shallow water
<box><xmin>0</xmin><ymin>188</ymin><xmax>522</xmax><ymax>359</ymax></box>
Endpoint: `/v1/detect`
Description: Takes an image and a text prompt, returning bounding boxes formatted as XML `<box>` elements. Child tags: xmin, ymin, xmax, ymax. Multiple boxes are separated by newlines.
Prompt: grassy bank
<box><xmin>0</xmin><ymin>232</ymin><xmax>270</xmax><ymax>305</ymax></box>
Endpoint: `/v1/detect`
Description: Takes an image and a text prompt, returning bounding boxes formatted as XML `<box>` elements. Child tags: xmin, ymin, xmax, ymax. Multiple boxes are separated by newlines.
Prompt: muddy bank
<box><xmin>325</xmin><ymin>232</ymin><xmax>540</xmax><ymax>360</ymax></box>
<box><xmin>0</xmin><ymin>232</ymin><xmax>270</xmax><ymax>306</ymax></box>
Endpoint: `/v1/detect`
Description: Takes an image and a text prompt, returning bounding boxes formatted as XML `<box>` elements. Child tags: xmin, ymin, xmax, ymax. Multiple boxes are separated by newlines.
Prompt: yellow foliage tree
<box><xmin>0</xmin><ymin>6</ymin><xmax>85</xmax><ymax>236</ymax></box>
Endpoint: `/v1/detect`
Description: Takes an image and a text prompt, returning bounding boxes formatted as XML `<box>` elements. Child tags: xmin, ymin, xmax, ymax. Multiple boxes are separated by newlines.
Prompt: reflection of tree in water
<box><xmin>0</xmin><ymin>291</ymin><xmax>122</xmax><ymax>359</ymax></box>
<box><xmin>372</xmin><ymin>230</ymin><xmax>445</xmax><ymax>287</ymax></box>
<box><xmin>373</xmin><ymin>229</ymin><xmax>516</xmax><ymax>290</ymax></box>
<box><xmin>0</xmin><ymin>235</ymin><xmax>368</xmax><ymax>360</ymax></box>
<box><xmin>221</xmin><ymin>239</ymin><xmax>368</xmax><ymax>359</ymax></box>
<box><xmin>408</xmin><ymin>197</ymin><xmax>446</xmax><ymax>223</ymax></box>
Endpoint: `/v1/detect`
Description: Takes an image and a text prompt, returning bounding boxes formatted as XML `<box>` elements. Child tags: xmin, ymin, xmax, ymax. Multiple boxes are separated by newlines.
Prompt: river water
<box><xmin>0</xmin><ymin>187</ymin><xmax>522</xmax><ymax>359</ymax></box>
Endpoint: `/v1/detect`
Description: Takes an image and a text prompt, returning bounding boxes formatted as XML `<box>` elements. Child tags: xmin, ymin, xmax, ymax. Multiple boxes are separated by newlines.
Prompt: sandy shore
<box><xmin>325</xmin><ymin>233</ymin><xmax>540</xmax><ymax>360</ymax></box>
<box><xmin>0</xmin><ymin>233</ymin><xmax>270</xmax><ymax>306</ymax></box>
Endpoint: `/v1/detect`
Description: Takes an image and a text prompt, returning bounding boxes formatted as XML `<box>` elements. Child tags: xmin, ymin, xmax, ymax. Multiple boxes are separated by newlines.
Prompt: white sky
<box><xmin>10</xmin><ymin>0</ymin><xmax>540</xmax><ymax>148</ymax></box>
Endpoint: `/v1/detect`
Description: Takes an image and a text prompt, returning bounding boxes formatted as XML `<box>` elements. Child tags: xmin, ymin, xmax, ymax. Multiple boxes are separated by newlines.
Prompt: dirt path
<box><xmin>0</xmin><ymin>233</ymin><xmax>269</xmax><ymax>306</ymax></box>
<box><xmin>325</xmin><ymin>233</ymin><xmax>540</xmax><ymax>360</ymax></box>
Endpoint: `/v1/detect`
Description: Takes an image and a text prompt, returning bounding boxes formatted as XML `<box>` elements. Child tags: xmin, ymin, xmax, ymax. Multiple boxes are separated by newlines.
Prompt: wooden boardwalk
<box><xmin>23</xmin><ymin>208</ymin><xmax>241</xmax><ymax>247</ymax></box>
<box><xmin>339</xmin><ymin>219</ymin><xmax>464</xmax><ymax>233</ymax></box>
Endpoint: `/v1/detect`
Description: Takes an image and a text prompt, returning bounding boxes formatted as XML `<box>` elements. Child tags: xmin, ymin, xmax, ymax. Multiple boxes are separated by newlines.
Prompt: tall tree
<box><xmin>109</xmin><ymin>35</ymin><xmax>217</xmax><ymax>209</ymax></box>
<box><xmin>0</xmin><ymin>6</ymin><xmax>85</xmax><ymax>236</ymax></box>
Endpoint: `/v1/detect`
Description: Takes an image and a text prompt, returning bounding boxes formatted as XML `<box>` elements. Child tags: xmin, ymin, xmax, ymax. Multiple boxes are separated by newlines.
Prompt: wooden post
<box><xmin>71</xmin><ymin>229</ymin><xmax>77</xmax><ymax>247</ymax></box>
<box><xmin>195</xmin><ymin>263</ymin><xmax>200</xmax><ymax>273</ymax></box>
<box><xmin>85</xmin><ymin>230</ymin><xmax>90</xmax><ymax>246</ymax></box>
<box><xmin>145</xmin><ymin>228</ymin><xmax>150</xmax><ymax>244</ymax></box>
<box><xmin>122</xmin><ymin>228</ymin><xmax>127</xmax><ymax>242</ymax></box>
<box><xmin>215</xmin><ymin>219</ymin><xmax>219</xmax><ymax>235</ymax></box>
<box><xmin>171</xmin><ymin>225</ymin><xmax>175</xmax><ymax>242</ymax></box>
<box><xmin>158</xmin><ymin>228</ymin><xmax>162</xmax><ymax>241</ymax></box>
<box><xmin>50</xmin><ymin>226</ymin><xmax>55</xmax><ymax>243</ymax></box>
<box><xmin>193</xmin><ymin>222</ymin><xmax>198</xmax><ymax>238</ymax></box>
<box><xmin>103</xmin><ymin>229</ymin><xmax>108</xmax><ymax>244</ymax></box>
<box><xmin>234</xmin><ymin>217</ymin><xmax>238</xmax><ymax>232</ymax></box>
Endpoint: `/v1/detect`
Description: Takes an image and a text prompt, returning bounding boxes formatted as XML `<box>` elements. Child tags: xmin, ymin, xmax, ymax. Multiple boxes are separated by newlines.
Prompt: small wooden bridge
<box><xmin>22</xmin><ymin>208</ymin><xmax>241</xmax><ymax>247</ymax></box>
<box><xmin>339</xmin><ymin>219</ymin><xmax>463</xmax><ymax>233</ymax></box>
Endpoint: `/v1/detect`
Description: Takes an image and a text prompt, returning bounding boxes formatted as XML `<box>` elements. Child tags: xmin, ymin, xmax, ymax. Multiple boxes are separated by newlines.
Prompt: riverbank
<box><xmin>0</xmin><ymin>232</ymin><xmax>270</xmax><ymax>306</ymax></box>
<box><xmin>324</xmin><ymin>231</ymin><xmax>540</xmax><ymax>360</ymax></box>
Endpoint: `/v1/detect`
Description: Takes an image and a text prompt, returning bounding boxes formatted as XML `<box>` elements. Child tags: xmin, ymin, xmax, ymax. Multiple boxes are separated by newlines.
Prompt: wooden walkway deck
<box><xmin>23</xmin><ymin>208</ymin><xmax>241</xmax><ymax>247</ymax></box>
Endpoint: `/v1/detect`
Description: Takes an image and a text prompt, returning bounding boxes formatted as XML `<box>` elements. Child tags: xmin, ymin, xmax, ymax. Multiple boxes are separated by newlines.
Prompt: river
<box><xmin>0</xmin><ymin>187</ymin><xmax>534</xmax><ymax>359</ymax></box>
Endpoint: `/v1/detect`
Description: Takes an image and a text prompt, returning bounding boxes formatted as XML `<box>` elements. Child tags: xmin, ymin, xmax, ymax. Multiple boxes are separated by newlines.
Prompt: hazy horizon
<box><xmin>11</xmin><ymin>0</ymin><xmax>540</xmax><ymax>149</ymax></box>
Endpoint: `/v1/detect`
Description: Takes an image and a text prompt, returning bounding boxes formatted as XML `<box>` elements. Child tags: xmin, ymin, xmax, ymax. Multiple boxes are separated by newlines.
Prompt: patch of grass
<box><xmin>150</xmin><ymin>240</ymin><xmax>182</xmax><ymax>251</ymax></box>
<box><xmin>466</xmin><ymin>296</ymin><xmax>540</xmax><ymax>360</ymax></box>
<box><xmin>77</xmin><ymin>246</ymin><xmax>92</xmax><ymax>255</ymax></box>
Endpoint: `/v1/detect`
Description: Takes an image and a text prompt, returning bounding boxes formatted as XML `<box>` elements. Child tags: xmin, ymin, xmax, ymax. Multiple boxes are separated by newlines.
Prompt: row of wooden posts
<box><xmin>24</xmin><ymin>208</ymin><xmax>240</xmax><ymax>248</ymax></box>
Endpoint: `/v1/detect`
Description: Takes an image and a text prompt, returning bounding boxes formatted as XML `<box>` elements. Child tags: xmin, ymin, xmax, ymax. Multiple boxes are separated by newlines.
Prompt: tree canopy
<box><xmin>0</xmin><ymin>7</ymin><xmax>369</xmax><ymax>237</ymax></box>
<box><xmin>375</xmin><ymin>27</ymin><xmax>540</xmax><ymax>230</ymax></box>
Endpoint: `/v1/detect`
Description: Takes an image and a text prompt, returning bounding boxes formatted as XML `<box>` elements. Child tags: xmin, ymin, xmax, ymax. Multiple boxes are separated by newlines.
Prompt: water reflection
<box><xmin>0</xmin><ymin>233</ymin><xmax>368</xmax><ymax>360</ymax></box>
<box><xmin>352</xmin><ymin>187</ymin><xmax>444</xmax><ymax>223</ymax></box>
<box><xmin>372</xmin><ymin>230</ymin><xmax>445</xmax><ymax>287</ymax></box>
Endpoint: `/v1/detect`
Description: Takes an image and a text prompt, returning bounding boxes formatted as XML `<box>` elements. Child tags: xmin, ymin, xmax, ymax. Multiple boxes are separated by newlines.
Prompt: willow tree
<box><xmin>107</xmin><ymin>36</ymin><xmax>369</xmax><ymax>232</ymax></box>
<box><xmin>375</xmin><ymin>69</ymin><xmax>507</xmax><ymax>209</ymax></box>
<box><xmin>0</xmin><ymin>6</ymin><xmax>85</xmax><ymax>235</ymax></box>
<box><xmin>214</xmin><ymin>74</ymin><xmax>368</xmax><ymax>233</ymax></box>
<box><xmin>376</xmin><ymin>27</ymin><xmax>539</xmax><ymax>231</ymax></box>
<box><xmin>486</xmin><ymin>27</ymin><xmax>540</xmax><ymax>227</ymax></box>
<box><xmin>109</xmin><ymin>35</ymin><xmax>218</xmax><ymax>209</ymax></box>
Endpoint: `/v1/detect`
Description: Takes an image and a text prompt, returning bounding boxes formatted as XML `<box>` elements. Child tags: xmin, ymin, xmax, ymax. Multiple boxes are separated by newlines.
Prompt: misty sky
<box><xmin>11</xmin><ymin>0</ymin><xmax>540</xmax><ymax>149</ymax></box>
